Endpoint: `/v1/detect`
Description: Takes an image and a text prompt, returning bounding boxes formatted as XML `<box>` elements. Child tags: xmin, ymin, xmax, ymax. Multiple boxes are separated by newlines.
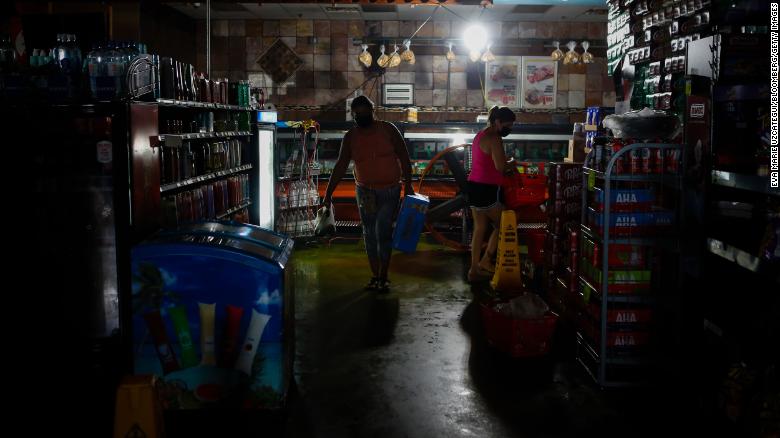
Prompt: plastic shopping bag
<box><xmin>314</xmin><ymin>204</ymin><xmax>336</xmax><ymax>236</ymax></box>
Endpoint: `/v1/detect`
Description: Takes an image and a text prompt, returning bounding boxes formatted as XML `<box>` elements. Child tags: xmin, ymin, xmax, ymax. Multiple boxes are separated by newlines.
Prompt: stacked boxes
<box><xmin>544</xmin><ymin>162</ymin><xmax>584</xmax><ymax>313</ymax></box>
<box><xmin>585</xmin><ymin>187</ymin><xmax>676</xmax><ymax>236</ymax></box>
<box><xmin>578</xmin><ymin>187</ymin><xmax>661</xmax><ymax>354</ymax></box>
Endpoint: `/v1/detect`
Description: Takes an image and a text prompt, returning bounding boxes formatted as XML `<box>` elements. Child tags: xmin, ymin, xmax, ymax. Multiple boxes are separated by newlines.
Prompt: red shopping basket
<box><xmin>503</xmin><ymin>172</ymin><xmax>547</xmax><ymax>210</ymax></box>
<box><xmin>480</xmin><ymin>303</ymin><xmax>559</xmax><ymax>358</ymax></box>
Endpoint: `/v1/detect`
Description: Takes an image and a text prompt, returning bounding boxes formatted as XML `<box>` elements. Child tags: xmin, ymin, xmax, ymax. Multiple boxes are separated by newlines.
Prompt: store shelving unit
<box><xmin>576</xmin><ymin>142</ymin><xmax>684</xmax><ymax>388</ymax></box>
<box><xmin>156</xmin><ymin>101</ymin><xmax>258</xmax><ymax>227</ymax></box>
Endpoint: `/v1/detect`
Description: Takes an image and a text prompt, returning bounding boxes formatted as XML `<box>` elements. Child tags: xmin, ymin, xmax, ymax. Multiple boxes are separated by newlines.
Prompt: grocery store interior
<box><xmin>4</xmin><ymin>0</ymin><xmax>777</xmax><ymax>437</ymax></box>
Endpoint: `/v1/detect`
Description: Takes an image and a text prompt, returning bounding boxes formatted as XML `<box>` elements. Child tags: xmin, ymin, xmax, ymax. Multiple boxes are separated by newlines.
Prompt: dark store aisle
<box><xmin>284</xmin><ymin>242</ymin><xmax>701</xmax><ymax>438</ymax></box>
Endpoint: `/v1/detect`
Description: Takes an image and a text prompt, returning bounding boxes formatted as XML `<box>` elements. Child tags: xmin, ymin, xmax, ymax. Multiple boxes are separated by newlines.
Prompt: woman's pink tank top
<box><xmin>468</xmin><ymin>130</ymin><xmax>504</xmax><ymax>185</ymax></box>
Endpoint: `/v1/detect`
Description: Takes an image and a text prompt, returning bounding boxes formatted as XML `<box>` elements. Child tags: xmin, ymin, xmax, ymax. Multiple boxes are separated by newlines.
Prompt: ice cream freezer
<box><xmin>130</xmin><ymin>221</ymin><xmax>294</xmax><ymax>413</ymax></box>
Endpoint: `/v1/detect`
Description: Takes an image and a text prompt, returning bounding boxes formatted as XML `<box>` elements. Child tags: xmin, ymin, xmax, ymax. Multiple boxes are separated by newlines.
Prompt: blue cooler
<box><xmin>392</xmin><ymin>194</ymin><xmax>430</xmax><ymax>253</ymax></box>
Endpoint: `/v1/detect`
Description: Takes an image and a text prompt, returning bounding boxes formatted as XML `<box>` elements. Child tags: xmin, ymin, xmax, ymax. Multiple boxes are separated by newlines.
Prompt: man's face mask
<box><xmin>499</xmin><ymin>123</ymin><xmax>512</xmax><ymax>137</ymax></box>
<box><xmin>354</xmin><ymin>110</ymin><xmax>373</xmax><ymax>128</ymax></box>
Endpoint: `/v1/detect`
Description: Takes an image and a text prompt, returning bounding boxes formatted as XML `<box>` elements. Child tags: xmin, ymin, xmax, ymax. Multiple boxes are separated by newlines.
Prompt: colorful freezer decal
<box><xmin>132</xmin><ymin>256</ymin><xmax>284</xmax><ymax>410</ymax></box>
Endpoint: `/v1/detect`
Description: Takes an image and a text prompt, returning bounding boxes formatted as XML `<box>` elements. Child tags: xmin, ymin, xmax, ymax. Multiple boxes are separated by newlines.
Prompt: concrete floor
<box><xmin>283</xmin><ymin>241</ymin><xmax>704</xmax><ymax>438</ymax></box>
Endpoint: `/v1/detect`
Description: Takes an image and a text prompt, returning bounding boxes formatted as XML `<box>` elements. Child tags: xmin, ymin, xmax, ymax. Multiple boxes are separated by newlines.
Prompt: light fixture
<box><xmin>464</xmin><ymin>24</ymin><xmax>488</xmax><ymax>54</ymax></box>
<box><xmin>550</xmin><ymin>41</ymin><xmax>564</xmax><ymax>62</ymax></box>
<box><xmin>446</xmin><ymin>43</ymin><xmax>457</xmax><ymax>62</ymax></box>
<box><xmin>563</xmin><ymin>41</ymin><xmax>580</xmax><ymax>65</ymax></box>
<box><xmin>401</xmin><ymin>40</ymin><xmax>415</xmax><ymax>64</ymax></box>
<box><xmin>481</xmin><ymin>43</ymin><xmax>495</xmax><ymax>63</ymax></box>
<box><xmin>377</xmin><ymin>44</ymin><xmax>390</xmax><ymax>68</ymax></box>
<box><xmin>359</xmin><ymin>44</ymin><xmax>372</xmax><ymax>68</ymax></box>
<box><xmin>581</xmin><ymin>41</ymin><xmax>594</xmax><ymax>64</ymax></box>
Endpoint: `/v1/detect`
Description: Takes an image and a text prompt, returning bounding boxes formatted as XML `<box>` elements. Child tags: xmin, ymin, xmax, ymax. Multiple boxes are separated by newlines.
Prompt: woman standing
<box><xmin>466</xmin><ymin>106</ymin><xmax>517</xmax><ymax>282</ymax></box>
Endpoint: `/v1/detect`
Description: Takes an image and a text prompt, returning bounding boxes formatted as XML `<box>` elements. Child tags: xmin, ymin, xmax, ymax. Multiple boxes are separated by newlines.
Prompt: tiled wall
<box><xmin>197</xmin><ymin>19</ymin><xmax>613</xmax><ymax>115</ymax></box>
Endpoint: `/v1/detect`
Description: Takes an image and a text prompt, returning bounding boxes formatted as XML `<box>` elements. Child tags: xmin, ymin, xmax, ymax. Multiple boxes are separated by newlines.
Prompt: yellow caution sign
<box><xmin>490</xmin><ymin>210</ymin><xmax>523</xmax><ymax>292</ymax></box>
<box><xmin>114</xmin><ymin>375</ymin><xmax>165</xmax><ymax>438</ymax></box>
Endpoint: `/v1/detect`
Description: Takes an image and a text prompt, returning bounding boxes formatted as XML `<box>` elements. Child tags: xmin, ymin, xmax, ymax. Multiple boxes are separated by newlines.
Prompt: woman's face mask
<box><xmin>498</xmin><ymin>122</ymin><xmax>513</xmax><ymax>137</ymax></box>
<box><xmin>353</xmin><ymin>108</ymin><xmax>374</xmax><ymax>128</ymax></box>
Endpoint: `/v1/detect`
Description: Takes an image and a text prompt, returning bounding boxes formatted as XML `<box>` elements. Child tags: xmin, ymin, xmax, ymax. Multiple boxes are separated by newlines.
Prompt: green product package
<box><xmin>168</xmin><ymin>306</ymin><xmax>199</xmax><ymax>368</ymax></box>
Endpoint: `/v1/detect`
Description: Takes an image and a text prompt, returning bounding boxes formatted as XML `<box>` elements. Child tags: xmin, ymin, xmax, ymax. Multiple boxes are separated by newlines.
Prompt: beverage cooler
<box><xmin>131</xmin><ymin>222</ymin><xmax>294</xmax><ymax>413</ymax></box>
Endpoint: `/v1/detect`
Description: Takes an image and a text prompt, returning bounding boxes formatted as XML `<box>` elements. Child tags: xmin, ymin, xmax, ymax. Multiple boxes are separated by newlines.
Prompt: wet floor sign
<box><xmin>114</xmin><ymin>375</ymin><xmax>165</xmax><ymax>438</ymax></box>
<box><xmin>490</xmin><ymin>210</ymin><xmax>523</xmax><ymax>292</ymax></box>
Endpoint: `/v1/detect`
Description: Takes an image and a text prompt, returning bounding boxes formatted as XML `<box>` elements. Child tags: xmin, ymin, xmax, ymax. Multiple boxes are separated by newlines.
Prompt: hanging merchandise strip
<box><xmin>277</xmin><ymin>120</ymin><xmax>322</xmax><ymax>239</ymax></box>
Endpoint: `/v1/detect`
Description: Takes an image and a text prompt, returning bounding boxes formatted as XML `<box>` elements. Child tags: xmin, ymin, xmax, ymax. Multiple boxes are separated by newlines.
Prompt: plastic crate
<box><xmin>587</xmin><ymin>207</ymin><xmax>675</xmax><ymax>236</ymax></box>
<box><xmin>504</xmin><ymin>173</ymin><xmax>548</xmax><ymax>210</ymax></box>
<box><xmin>480</xmin><ymin>304</ymin><xmax>559</xmax><ymax>358</ymax></box>
<box><xmin>592</xmin><ymin>187</ymin><xmax>655</xmax><ymax>213</ymax></box>
<box><xmin>518</xmin><ymin>229</ymin><xmax>546</xmax><ymax>265</ymax></box>
<box><xmin>587</xmin><ymin>304</ymin><xmax>653</xmax><ymax>325</ymax></box>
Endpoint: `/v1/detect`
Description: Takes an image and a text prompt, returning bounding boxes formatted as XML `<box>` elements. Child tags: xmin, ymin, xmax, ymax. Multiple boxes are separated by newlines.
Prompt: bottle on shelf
<box><xmin>309</xmin><ymin>180</ymin><xmax>319</xmax><ymax>206</ymax></box>
<box><xmin>104</xmin><ymin>42</ymin><xmax>124</xmax><ymax>98</ymax></box>
<box><xmin>181</xmin><ymin>141</ymin><xmax>194</xmax><ymax>180</ymax></box>
<box><xmin>279</xmin><ymin>184</ymin><xmax>288</xmax><ymax>209</ymax></box>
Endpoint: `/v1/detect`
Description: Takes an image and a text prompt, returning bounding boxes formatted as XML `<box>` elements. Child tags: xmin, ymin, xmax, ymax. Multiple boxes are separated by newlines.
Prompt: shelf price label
<box><xmin>96</xmin><ymin>141</ymin><xmax>112</xmax><ymax>164</ymax></box>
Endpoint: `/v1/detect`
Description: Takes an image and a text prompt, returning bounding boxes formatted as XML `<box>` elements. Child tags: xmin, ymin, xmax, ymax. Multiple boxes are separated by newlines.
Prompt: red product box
<box><xmin>588</xmin><ymin>304</ymin><xmax>653</xmax><ymax>325</ymax></box>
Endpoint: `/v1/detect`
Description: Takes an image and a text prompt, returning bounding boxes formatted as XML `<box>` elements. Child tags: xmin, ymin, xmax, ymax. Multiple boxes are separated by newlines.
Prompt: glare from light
<box><xmin>463</xmin><ymin>24</ymin><xmax>488</xmax><ymax>53</ymax></box>
<box><xmin>452</xmin><ymin>136</ymin><xmax>470</xmax><ymax>147</ymax></box>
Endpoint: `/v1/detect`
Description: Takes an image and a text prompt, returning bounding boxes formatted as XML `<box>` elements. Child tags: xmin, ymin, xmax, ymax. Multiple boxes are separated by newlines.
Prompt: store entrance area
<box><xmin>282</xmin><ymin>241</ymin><xmax>703</xmax><ymax>438</ymax></box>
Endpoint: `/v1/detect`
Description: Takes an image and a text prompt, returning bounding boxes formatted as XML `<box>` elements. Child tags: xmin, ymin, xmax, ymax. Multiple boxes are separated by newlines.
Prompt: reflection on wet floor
<box><xmin>286</xmin><ymin>241</ymin><xmax>701</xmax><ymax>438</ymax></box>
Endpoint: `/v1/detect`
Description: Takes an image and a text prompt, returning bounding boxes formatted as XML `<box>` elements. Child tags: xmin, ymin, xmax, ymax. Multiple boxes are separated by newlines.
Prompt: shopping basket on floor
<box><xmin>480</xmin><ymin>303</ymin><xmax>558</xmax><ymax>358</ymax></box>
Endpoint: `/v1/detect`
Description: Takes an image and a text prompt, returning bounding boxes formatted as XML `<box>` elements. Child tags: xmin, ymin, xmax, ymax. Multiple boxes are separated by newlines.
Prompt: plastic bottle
<box><xmin>104</xmin><ymin>42</ymin><xmax>123</xmax><ymax>97</ymax></box>
<box><xmin>85</xmin><ymin>43</ymin><xmax>102</xmax><ymax>98</ymax></box>
<box><xmin>278</xmin><ymin>184</ymin><xmax>287</xmax><ymax>209</ymax></box>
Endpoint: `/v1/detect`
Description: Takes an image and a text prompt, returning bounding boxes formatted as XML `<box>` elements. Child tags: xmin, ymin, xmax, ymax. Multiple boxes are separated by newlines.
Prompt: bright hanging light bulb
<box><xmin>463</xmin><ymin>24</ymin><xmax>488</xmax><ymax>54</ymax></box>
